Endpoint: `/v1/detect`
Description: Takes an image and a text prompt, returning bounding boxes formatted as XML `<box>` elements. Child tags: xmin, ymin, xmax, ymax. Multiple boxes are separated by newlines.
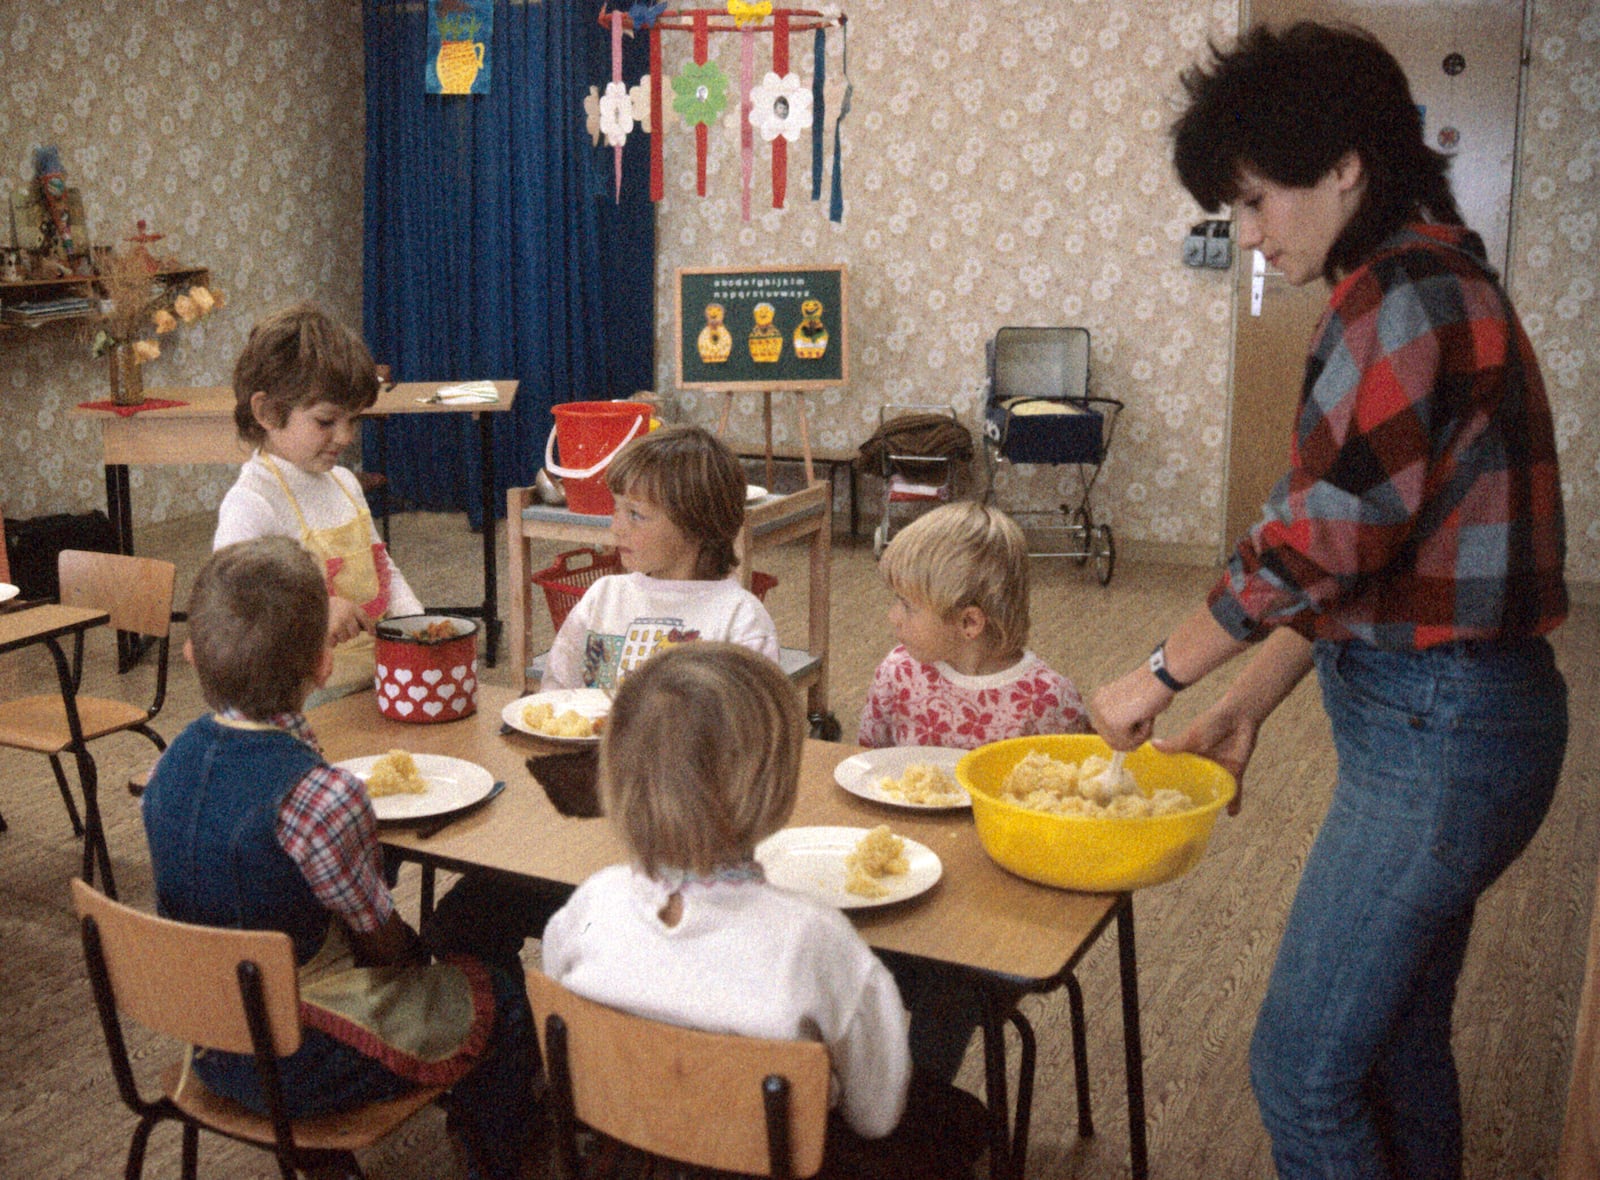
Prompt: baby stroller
<box><xmin>857</xmin><ymin>404</ymin><xmax>975</xmax><ymax>556</ymax></box>
<box><xmin>980</xmin><ymin>326</ymin><xmax>1123</xmax><ymax>584</ymax></box>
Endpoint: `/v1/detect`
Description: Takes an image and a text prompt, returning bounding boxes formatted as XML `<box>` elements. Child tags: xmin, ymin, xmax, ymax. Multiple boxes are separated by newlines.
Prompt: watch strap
<box><xmin>1148</xmin><ymin>642</ymin><xmax>1189</xmax><ymax>692</ymax></box>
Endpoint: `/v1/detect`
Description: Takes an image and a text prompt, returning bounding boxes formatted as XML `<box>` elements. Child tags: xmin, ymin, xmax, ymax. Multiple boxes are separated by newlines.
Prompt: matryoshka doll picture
<box><xmin>748</xmin><ymin>301</ymin><xmax>783</xmax><ymax>363</ymax></box>
<box><xmin>793</xmin><ymin>298</ymin><xmax>828</xmax><ymax>360</ymax></box>
<box><xmin>697</xmin><ymin>302</ymin><xmax>733</xmax><ymax>364</ymax></box>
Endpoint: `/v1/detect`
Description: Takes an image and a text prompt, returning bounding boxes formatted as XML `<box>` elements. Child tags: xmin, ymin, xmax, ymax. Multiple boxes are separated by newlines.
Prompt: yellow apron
<box><xmin>262</xmin><ymin>454</ymin><xmax>396</xmax><ymax>696</ymax></box>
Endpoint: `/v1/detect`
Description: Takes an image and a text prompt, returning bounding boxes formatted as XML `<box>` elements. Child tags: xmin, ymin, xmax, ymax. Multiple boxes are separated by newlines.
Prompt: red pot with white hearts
<box><xmin>373</xmin><ymin>615</ymin><xmax>479</xmax><ymax>723</ymax></box>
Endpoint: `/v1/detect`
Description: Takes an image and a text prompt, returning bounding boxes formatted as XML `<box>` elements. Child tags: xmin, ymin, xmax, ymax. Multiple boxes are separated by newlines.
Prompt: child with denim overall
<box><xmin>142</xmin><ymin>538</ymin><xmax>539</xmax><ymax>1180</ymax></box>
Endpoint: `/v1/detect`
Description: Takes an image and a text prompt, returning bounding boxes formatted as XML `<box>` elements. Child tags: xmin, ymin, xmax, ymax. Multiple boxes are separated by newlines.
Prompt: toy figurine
<box><xmin>32</xmin><ymin>145</ymin><xmax>76</xmax><ymax>258</ymax></box>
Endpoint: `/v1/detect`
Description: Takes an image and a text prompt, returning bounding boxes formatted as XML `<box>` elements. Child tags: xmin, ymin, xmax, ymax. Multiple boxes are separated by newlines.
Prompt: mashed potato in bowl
<box><xmin>1001</xmin><ymin>750</ymin><xmax>1191</xmax><ymax>818</ymax></box>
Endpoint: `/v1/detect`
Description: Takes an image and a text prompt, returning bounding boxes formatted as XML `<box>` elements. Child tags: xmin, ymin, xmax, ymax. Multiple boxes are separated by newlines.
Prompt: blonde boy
<box><xmin>859</xmin><ymin>502</ymin><xmax>1088</xmax><ymax>749</ymax></box>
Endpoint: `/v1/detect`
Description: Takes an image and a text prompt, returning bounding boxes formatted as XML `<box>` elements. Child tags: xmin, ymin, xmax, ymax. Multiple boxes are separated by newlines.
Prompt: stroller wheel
<box><xmin>809</xmin><ymin>711</ymin><xmax>844</xmax><ymax>741</ymax></box>
<box><xmin>1070</xmin><ymin>506</ymin><xmax>1093</xmax><ymax>566</ymax></box>
<box><xmin>1094</xmin><ymin>524</ymin><xmax>1116</xmax><ymax>586</ymax></box>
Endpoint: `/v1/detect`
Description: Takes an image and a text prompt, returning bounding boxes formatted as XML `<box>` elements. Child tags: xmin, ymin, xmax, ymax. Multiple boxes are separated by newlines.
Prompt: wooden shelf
<box><xmin>0</xmin><ymin>266</ymin><xmax>210</xmax><ymax>332</ymax></box>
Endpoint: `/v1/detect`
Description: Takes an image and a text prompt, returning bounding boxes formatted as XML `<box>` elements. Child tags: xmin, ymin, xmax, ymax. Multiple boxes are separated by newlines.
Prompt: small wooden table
<box><xmin>309</xmin><ymin>685</ymin><xmax>1151</xmax><ymax>1180</ymax></box>
<box><xmin>70</xmin><ymin>381</ymin><xmax>516</xmax><ymax>666</ymax></box>
<box><xmin>0</xmin><ymin>603</ymin><xmax>115</xmax><ymax>895</ymax></box>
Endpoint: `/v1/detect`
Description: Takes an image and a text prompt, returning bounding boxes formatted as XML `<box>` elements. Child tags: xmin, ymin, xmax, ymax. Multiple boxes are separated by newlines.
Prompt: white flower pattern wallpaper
<box><xmin>1</xmin><ymin>0</ymin><xmax>365</xmax><ymax>527</ymax></box>
<box><xmin>2</xmin><ymin>0</ymin><xmax>1596</xmax><ymax>594</ymax></box>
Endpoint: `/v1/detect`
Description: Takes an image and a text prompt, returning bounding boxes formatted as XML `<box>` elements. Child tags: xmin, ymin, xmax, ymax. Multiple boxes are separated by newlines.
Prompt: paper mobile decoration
<box><xmin>590</xmin><ymin>6</ymin><xmax>847</xmax><ymax>219</ymax></box>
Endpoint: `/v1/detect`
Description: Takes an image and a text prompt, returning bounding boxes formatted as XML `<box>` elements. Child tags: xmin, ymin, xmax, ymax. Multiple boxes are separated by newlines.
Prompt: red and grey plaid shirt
<box><xmin>218</xmin><ymin>708</ymin><xmax>394</xmax><ymax>934</ymax></box>
<box><xmin>1210</xmin><ymin>223</ymin><xmax>1567</xmax><ymax>649</ymax></box>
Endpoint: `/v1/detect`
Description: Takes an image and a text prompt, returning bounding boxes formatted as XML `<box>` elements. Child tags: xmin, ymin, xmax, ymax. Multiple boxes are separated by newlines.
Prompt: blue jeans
<box><xmin>1250</xmin><ymin>638</ymin><xmax>1566</xmax><ymax>1179</ymax></box>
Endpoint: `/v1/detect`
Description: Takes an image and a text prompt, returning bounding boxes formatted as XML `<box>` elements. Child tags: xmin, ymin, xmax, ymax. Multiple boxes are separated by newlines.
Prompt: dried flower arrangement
<box><xmin>87</xmin><ymin>247</ymin><xmax>224</xmax><ymax>366</ymax></box>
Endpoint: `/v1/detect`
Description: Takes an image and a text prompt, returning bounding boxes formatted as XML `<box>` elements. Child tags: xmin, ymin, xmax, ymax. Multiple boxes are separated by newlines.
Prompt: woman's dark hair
<box><xmin>1171</xmin><ymin>21</ymin><xmax>1462</xmax><ymax>280</ymax></box>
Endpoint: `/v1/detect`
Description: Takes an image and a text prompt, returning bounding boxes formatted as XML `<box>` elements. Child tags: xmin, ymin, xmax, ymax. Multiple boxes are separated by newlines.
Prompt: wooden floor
<box><xmin>1</xmin><ymin>505</ymin><xmax>1593</xmax><ymax>1179</ymax></box>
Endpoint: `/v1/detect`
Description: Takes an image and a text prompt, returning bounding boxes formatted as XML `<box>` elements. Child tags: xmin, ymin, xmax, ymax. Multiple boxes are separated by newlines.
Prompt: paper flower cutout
<box><xmin>583</xmin><ymin>85</ymin><xmax>603</xmax><ymax>145</ymax></box>
<box><xmin>672</xmin><ymin>60</ymin><xmax>729</xmax><ymax>126</ymax></box>
<box><xmin>748</xmin><ymin>72</ymin><xmax>813</xmax><ymax>143</ymax></box>
<box><xmin>628</xmin><ymin>75</ymin><xmax>680</xmax><ymax>135</ymax></box>
<box><xmin>599</xmin><ymin>80</ymin><xmax>634</xmax><ymax>147</ymax></box>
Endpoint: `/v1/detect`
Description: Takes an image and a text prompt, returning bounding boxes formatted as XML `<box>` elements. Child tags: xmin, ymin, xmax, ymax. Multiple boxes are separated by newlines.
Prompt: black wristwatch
<box><xmin>1148</xmin><ymin>641</ymin><xmax>1190</xmax><ymax>692</ymax></box>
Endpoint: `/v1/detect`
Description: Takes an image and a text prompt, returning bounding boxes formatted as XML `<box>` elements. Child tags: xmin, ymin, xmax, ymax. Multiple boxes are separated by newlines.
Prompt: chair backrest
<box><xmin>0</xmin><ymin>508</ymin><xmax>10</xmax><ymax>583</ymax></box>
<box><xmin>526</xmin><ymin>970</ymin><xmax>832</xmax><ymax>1178</ymax></box>
<box><xmin>58</xmin><ymin>549</ymin><xmax>175</xmax><ymax>638</ymax></box>
<box><xmin>71</xmin><ymin>878</ymin><xmax>303</xmax><ymax>1057</ymax></box>
<box><xmin>988</xmin><ymin>326</ymin><xmax>1090</xmax><ymax>403</ymax></box>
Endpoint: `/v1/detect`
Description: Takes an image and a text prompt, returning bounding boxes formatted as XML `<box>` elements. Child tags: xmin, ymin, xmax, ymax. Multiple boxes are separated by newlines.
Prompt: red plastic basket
<box><xmin>533</xmin><ymin>547</ymin><xmax>778</xmax><ymax>632</ymax></box>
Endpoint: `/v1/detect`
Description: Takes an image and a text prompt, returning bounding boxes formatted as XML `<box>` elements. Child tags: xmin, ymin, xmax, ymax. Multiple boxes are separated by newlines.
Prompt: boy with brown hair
<box><xmin>143</xmin><ymin>537</ymin><xmax>538</xmax><ymax>1180</ymax></box>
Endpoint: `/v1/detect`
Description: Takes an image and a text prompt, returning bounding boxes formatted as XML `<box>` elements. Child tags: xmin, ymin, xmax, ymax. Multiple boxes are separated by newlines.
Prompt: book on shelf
<box><xmin>2</xmin><ymin>296</ymin><xmax>97</xmax><ymax>326</ymax></box>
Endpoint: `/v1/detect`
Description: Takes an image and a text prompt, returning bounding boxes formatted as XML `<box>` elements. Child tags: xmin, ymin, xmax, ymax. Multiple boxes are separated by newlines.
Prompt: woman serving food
<box><xmin>1090</xmin><ymin>22</ymin><xmax>1568</xmax><ymax>1179</ymax></box>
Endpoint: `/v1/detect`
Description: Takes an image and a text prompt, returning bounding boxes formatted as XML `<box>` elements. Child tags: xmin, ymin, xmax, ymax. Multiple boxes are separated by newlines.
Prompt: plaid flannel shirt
<box><xmin>1210</xmin><ymin>223</ymin><xmax>1567</xmax><ymax>649</ymax></box>
<box><xmin>219</xmin><ymin>708</ymin><xmax>394</xmax><ymax>934</ymax></box>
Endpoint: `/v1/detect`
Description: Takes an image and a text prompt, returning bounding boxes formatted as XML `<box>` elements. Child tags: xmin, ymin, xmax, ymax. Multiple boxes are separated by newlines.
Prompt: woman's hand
<box><xmin>1090</xmin><ymin>666</ymin><xmax>1174</xmax><ymax>751</ymax></box>
<box><xmin>327</xmin><ymin>595</ymin><xmax>375</xmax><ymax>647</ymax></box>
<box><xmin>1154</xmin><ymin>705</ymin><xmax>1259</xmax><ymax>814</ymax></box>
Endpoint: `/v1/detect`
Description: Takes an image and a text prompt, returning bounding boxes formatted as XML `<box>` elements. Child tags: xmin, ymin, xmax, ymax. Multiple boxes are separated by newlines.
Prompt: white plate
<box><xmin>334</xmin><ymin>753</ymin><xmax>496</xmax><ymax>822</ymax></box>
<box><xmin>834</xmin><ymin>746</ymin><xmax>971</xmax><ymax>810</ymax></box>
<box><xmin>0</xmin><ymin>584</ymin><xmax>17</xmax><ymax>605</ymax></box>
<box><xmin>756</xmin><ymin>826</ymin><xmax>942</xmax><ymax>910</ymax></box>
<box><xmin>502</xmin><ymin>689</ymin><xmax>611</xmax><ymax>745</ymax></box>
<box><xmin>746</xmin><ymin>485</ymin><xmax>768</xmax><ymax>503</ymax></box>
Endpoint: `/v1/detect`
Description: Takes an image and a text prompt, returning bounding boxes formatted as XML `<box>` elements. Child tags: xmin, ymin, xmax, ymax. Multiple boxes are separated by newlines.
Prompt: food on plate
<box><xmin>844</xmin><ymin>824</ymin><xmax>910</xmax><ymax>898</ymax></box>
<box><xmin>521</xmin><ymin>700</ymin><xmax>602</xmax><ymax>738</ymax></box>
<box><xmin>875</xmin><ymin>762</ymin><xmax>965</xmax><ymax>806</ymax></box>
<box><xmin>1000</xmin><ymin>750</ymin><xmax>1190</xmax><ymax>817</ymax></box>
<box><xmin>366</xmin><ymin>749</ymin><xmax>429</xmax><ymax>797</ymax></box>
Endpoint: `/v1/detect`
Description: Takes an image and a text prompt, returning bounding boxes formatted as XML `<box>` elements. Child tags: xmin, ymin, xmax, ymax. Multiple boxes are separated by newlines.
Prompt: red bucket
<box><xmin>373</xmin><ymin>615</ymin><xmax>478</xmax><ymax>723</ymax></box>
<box><xmin>543</xmin><ymin>401</ymin><xmax>653</xmax><ymax>514</ymax></box>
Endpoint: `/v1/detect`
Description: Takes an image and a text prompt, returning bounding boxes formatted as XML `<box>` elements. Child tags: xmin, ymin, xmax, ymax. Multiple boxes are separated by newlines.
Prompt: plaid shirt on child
<box><xmin>1209</xmin><ymin>223</ymin><xmax>1567</xmax><ymax>649</ymax></box>
<box><xmin>218</xmin><ymin>707</ymin><xmax>394</xmax><ymax>934</ymax></box>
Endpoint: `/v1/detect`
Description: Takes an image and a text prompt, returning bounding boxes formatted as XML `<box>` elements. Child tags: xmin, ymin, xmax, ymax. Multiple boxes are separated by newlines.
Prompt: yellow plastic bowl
<box><xmin>956</xmin><ymin>735</ymin><xmax>1237</xmax><ymax>892</ymax></box>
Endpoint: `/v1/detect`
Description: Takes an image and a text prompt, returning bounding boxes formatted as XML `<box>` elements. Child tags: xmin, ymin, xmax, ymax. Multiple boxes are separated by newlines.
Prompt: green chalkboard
<box><xmin>675</xmin><ymin>265</ymin><xmax>848</xmax><ymax>390</ymax></box>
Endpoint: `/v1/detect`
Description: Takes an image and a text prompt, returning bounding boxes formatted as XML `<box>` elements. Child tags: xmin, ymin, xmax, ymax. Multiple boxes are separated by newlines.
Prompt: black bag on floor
<box><xmin>3</xmin><ymin>510</ymin><xmax>118</xmax><ymax>600</ymax></box>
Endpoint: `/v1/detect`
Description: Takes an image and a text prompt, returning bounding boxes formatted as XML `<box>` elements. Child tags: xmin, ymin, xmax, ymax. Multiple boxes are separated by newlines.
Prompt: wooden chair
<box><xmin>0</xmin><ymin>550</ymin><xmax>175</xmax><ymax>898</ymax></box>
<box><xmin>72</xmin><ymin>878</ymin><xmax>445</xmax><ymax>1180</ymax></box>
<box><xmin>527</xmin><ymin>969</ymin><xmax>832</xmax><ymax>1179</ymax></box>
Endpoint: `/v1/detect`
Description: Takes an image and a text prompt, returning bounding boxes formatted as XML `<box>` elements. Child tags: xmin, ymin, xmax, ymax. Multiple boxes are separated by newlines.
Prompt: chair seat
<box><xmin>0</xmin><ymin>695</ymin><xmax>151</xmax><ymax>754</ymax></box>
<box><xmin>164</xmin><ymin>1061</ymin><xmax>444</xmax><ymax>1153</ymax></box>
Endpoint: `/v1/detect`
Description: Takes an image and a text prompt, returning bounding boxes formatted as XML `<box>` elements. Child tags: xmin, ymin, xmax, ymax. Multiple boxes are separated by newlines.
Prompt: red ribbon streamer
<box><xmin>694</xmin><ymin>11</ymin><xmax>709</xmax><ymax>197</ymax></box>
<box><xmin>771</xmin><ymin>10</ymin><xmax>789</xmax><ymax>209</ymax></box>
<box><xmin>649</xmin><ymin>25</ymin><xmax>664</xmax><ymax>202</ymax></box>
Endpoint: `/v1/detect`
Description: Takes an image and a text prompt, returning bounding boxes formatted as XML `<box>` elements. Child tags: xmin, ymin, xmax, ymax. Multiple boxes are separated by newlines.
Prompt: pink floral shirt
<box><xmin>858</xmin><ymin>646</ymin><xmax>1089</xmax><ymax>750</ymax></box>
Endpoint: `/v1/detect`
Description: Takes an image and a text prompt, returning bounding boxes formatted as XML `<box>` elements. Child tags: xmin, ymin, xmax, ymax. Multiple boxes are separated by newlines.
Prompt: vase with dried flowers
<box><xmin>87</xmin><ymin>244</ymin><xmax>224</xmax><ymax>406</ymax></box>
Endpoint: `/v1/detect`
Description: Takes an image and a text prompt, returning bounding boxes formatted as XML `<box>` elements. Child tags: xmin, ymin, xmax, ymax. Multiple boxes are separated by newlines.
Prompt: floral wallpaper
<box><xmin>0</xmin><ymin>0</ymin><xmax>365</xmax><ymax>526</ymax></box>
<box><xmin>1</xmin><ymin>0</ymin><xmax>1595</xmax><ymax>596</ymax></box>
<box><xmin>652</xmin><ymin>0</ymin><xmax>1600</xmax><ymax>593</ymax></box>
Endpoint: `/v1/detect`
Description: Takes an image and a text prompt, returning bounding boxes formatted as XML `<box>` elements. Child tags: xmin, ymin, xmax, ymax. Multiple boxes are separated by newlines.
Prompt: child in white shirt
<box><xmin>214</xmin><ymin>303</ymin><xmax>422</xmax><ymax>700</ymax></box>
<box><xmin>541</xmin><ymin>425</ymin><xmax>779</xmax><ymax>691</ymax></box>
<box><xmin>542</xmin><ymin>642</ymin><xmax>910</xmax><ymax>1140</ymax></box>
<box><xmin>859</xmin><ymin>502</ymin><xmax>1088</xmax><ymax>750</ymax></box>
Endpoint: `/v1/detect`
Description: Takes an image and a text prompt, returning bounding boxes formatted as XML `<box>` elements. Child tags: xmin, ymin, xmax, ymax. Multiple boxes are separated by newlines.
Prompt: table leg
<box><xmin>979</xmin><ymin>988</ymin><xmax>1015</xmax><ymax>1180</ymax></box>
<box><xmin>1117</xmin><ymin>894</ymin><xmax>1148</xmax><ymax>1180</ymax></box>
<box><xmin>478</xmin><ymin>412</ymin><xmax>500</xmax><ymax>666</ymax></box>
<box><xmin>106</xmin><ymin>463</ymin><xmax>144</xmax><ymax>673</ymax></box>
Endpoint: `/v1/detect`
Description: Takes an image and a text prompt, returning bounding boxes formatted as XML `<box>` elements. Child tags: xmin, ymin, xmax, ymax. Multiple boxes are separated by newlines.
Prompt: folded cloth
<box><xmin>423</xmin><ymin>381</ymin><xmax>500</xmax><ymax>405</ymax></box>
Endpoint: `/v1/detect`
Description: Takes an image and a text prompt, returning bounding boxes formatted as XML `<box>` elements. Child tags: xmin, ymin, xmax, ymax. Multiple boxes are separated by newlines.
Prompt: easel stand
<box><xmin>718</xmin><ymin>388</ymin><xmax>816</xmax><ymax>491</ymax></box>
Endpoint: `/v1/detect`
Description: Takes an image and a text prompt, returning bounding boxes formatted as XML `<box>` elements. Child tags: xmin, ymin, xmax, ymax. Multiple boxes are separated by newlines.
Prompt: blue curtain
<box><xmin>362</xmin><ymin>0</ymin><xmax>655</xmax><ymax>527</ymax></box>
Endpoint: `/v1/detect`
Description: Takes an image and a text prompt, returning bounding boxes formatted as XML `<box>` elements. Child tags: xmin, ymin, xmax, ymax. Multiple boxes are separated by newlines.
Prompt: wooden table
<box><xmin>69</xmin><ymin>381</ymin><xmax>516</xmax><ymax>667</ymax></box>
<box><xmin>310</xmin><ymin>685</ymin><xmax>1150</xmax><ymax>1179</ymax></box>
<box><xmin>0</xmin><ymin>603</ymin><xmax>115</xmax><ymax>895</ymax></box>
